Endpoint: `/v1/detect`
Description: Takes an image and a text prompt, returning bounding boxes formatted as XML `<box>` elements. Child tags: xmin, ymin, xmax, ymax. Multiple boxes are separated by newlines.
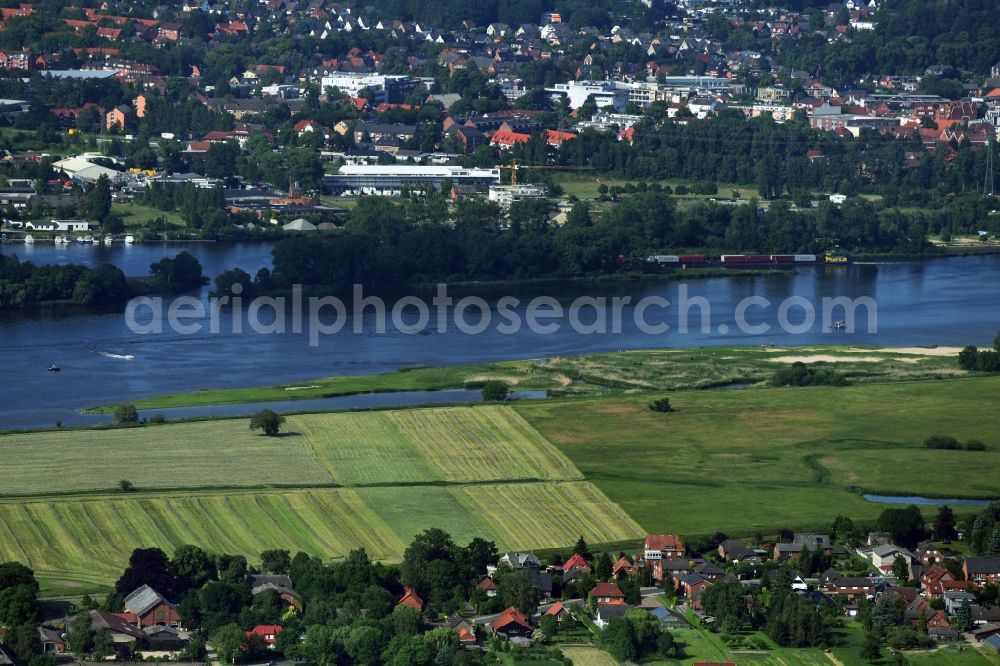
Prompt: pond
<box><xmin>32</xmin><ymin>388</ymin><xmax>549</xmax><ymax>430</ymax></box>
<box><xmin>862</xmin><ymin>494</ymin><xmax>993</xmax><ymax>507</ymax></box>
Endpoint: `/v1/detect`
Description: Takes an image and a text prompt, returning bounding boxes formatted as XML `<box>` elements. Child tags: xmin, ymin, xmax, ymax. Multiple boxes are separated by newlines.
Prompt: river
<box><xmin>1</xmin><ymin>243</ymin><xmax>999</xmax><ymax>430</ymax></box>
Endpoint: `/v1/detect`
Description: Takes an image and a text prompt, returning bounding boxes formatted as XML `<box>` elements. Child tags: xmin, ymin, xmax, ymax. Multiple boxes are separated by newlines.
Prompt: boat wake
<box><xmin>91</xmin><ymin>348</ymin><xmax>136</xmax><ymax>361</ymax></box>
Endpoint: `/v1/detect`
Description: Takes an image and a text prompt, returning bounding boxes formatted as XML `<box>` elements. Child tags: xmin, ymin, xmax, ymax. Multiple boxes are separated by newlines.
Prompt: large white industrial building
<box><xmin>324</xmin><ymin>165</ymin><xmax>500</xmax><ymax>196</ymax></box>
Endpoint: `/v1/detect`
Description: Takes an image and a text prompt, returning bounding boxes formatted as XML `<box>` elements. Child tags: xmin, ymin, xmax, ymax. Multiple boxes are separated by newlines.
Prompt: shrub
<box><xmin>481</xmin><ymin>380</ymin><xmax>509</xmax><ymax>402</ymax></box>
<box><xmin>119</xmin><ymin>479</ymin><xmax>134</xmax><ymax>492</ymax></box>
<box><xmin>113</xmin><ymin>403</ymin><xmax>138</xmax><ymax>424</ymax></box>
<box><xmin>924</xmin><ymin>435</ymin><xmax>961</xmax><ymax>450</ymax></box>
<box><xmin>771</xmin><ymin>362</ymin><xmax>847</xmax><ymax>387</ymax></box>
<box><xmin>148</xmin><ymin>414</ymin><xmax>166</xmax><ymax>425</ymax></box>
<box><xmin>648</xmin><ymin>398</ymin><xmax>673</xmax><ymax>413</ymax></box>
<box><xmin>965</xmin><ymin>439</ymin><xmax>986</xmax><ymax>451</ymax></box>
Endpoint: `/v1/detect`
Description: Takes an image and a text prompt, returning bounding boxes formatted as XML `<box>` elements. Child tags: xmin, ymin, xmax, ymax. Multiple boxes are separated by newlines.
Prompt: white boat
<box><xmin>124</xmin><ymin>235</ymin><xmax>135</xmax><ymax>244</ymax></box>
<box><xmin>24</xmin><ymin>234</ymin><xmax>34</xmax><ymax>244</ymax></box>
<box><xmin>80</xmin><ymin>235</ymin><xmax>95</xmax><ymax>244</ymax></box>
<box><xmin>54</xmin><ymin>235</ymin><xmax>68</xmax><ymax>244</ymax></box>
<box><xmin>104</xmin><ymin>235</ymin><xmax>113</xmax><ymax>245</ymax></box>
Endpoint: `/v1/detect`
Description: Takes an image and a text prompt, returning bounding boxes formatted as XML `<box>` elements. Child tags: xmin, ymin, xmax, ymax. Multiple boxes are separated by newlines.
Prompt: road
<box><xmin>470</xmin><ymin>586</ymin><xmax>665</xmax><ymax>624</ymax></box>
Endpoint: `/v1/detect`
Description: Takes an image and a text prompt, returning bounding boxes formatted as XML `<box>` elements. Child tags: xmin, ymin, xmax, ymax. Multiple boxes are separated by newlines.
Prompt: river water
<box><xmin>1</xmin><ymin>242</ymin><xmax>999</xmax><ymax>430</ymax></box>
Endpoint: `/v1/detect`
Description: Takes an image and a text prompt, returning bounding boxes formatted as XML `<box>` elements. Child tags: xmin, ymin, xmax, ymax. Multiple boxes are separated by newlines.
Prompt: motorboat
<box><xmin>124</xmin><ymin>235</ymin><xmax>135</xmax><ymax>244</ymax></box>
<box><xmin>104</xmin><ymin>235</ymin><xmax>113</xmax><ymax>245</ymax></box>
<box><xmin>24</xmin><ymin>234</ymin><xmax>34</xmax><ymax>244</ymax></box>
<box><xmin>48</xmin><ymin>364</ymin><xmax>61</xmax><ymax>372</ymax></box>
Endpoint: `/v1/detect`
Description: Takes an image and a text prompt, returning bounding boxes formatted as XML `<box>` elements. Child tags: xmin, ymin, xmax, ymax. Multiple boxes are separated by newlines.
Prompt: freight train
<box><xmin>644</xmin><ymin>253</ymin><xmax>848</xmax><ymax>268</ymax></box>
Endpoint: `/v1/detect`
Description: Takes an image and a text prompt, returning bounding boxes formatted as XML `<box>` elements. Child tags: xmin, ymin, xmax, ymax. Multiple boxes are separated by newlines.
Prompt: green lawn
<box><xmin>551</xmin><ymin>173</ymin><xmax>759</xmax><ymax>202</ymax></box>
<box><xmin>517</xmin><ymin>376</ymin><xmax>1000</xmax><ymax>536</ymax></box>
<box><xmin>112</xmin><ymin>202</ymin><xmax>186</xmax><ymax>229</ymax></box>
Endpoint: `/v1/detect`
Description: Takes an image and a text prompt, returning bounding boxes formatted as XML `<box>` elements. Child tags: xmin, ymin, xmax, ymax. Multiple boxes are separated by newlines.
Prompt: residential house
<box><xmin>545</xmin><ymin>601</ymin><xmax>569</xmax><ymax>622</ymax></box>
<box><xmin>83</xmin><ymin>610</ymin><xmax>145</xmax><ymax>651</ymax></box>
<box><xmin>916</xmin><ymin>543</ymin><xmax>949</xmax><ymax>566</ymax></box>
<box><xmin>973</xmin><ymin>605</ymin><xmax>1000</xmax><ymax>626</ymax></box>
<box><xmin>964</xmin><ymin>558</ymin><xmax>1000</xmax><ymax>587</ymax></box>
<box><xmin>498</xmin><ymin>552</ymin><xmax>543</xmax><ymax>571</ymax></box>
<box><xmin>293</xmin><ymin>119</ymin><xmax>331</xmax><ymax>140</ymax></box>
<box><xmin>123</xmin><ymin>585</ymin><xmax>181</xmax><ymax>629</ymax></box>
<box><xmin>249</xmin><ymin>575</ymin><xmax>302</xmax><ymax>609</ymax></box>
<box><xmin>718</xmin><ymin>538</ymin><xmax>754</xmax><ymax>562</ymax></box>
<box><xmin>589</xmin><ymin>582</ymin><xmax>626</xmax><ymax>605</ymax></box>
<box><xmin>824</xmin><ymin>577</ymin><xmax>882</xmax><ymax>599</ymax></box>
<box><xmin>561</xmin><ymin>553</ymin><xmax>591</xmax><ymax>574</ymax></box>
<box><xmin>397</xmin><ymin>586</ymin><xmax>424</xmax><ymax>612</ymax></box>
<box><xmin>245</xmin><ymin>625</ymin><xmax>281</xmax><ymax>648</ymax></box>
<box><xmin>491</xmin><ymin>606</ymin><xmax>532</xmax><ymax>638</ymax></box>
<box><xmin>612</xmin><ymin>556</ymin><xmax>639</xmax><ymax>580</ymax></box>
<box><xmin>867</xmin><ymin>544</ymin><xmax>916</xmax><ymax>572</ymax></box>
<box><xmin>678</xmin><ymin>573</ymin><xmax>713</xmax><ymax>611</ymax></box>
<box><xmin>644</xmin><ymin>534</ymin><xmax>685</xmax><ymax>582</ymax></box>
<box><xmin>105</xmin><ymin>105</ymin><xmax>131</xmax><ymax>131</ymax></box>
<box><xmin>38</xmin><ymin>626</ymin><xmax>65</xmax><ymax>654</ymax></box>
<box><xmin>476</xmin><ymin>576</ymin><xmax>499</xmax><ymax>598</ymax></box>
<box><xmin>944</xmin><ymin>590</ymin><xmax>977</xmax><ymax>615</ymax></box>
<box><xmin>0</xmin><ymin>645</ymin><xmax>16</xmax><ymax>666</ymax></box>
<box><xmin>594</xmin><ymin>603</ymin><xmax>630</xmax><ymax>629</ymax></box>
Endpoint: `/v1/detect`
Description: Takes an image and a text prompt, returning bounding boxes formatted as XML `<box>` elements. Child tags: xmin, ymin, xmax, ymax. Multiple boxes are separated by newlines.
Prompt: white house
<box><xmin>866</xmin><ymin>544</ymin><xmax>916</xmax><ymax>572</ymax></box>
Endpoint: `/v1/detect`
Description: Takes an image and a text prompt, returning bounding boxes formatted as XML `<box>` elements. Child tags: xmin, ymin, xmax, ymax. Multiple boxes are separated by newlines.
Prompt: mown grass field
<box><xmin>516</xmin><ymin>375</ymin><xmax>1000</xmax><ymax>537</ymax></box>
<box><xmin>290</xmin><ymin>406</ymin><xmax>582</xmax><ymax>485</ymax></box>
<box><xmin>0</xmin><ymin>482</ymin><xmax>641</xmax><ymax>595</ymax></box>
<box><xmin>0</xmin><ymin>404</ymin><xmax>641</xmax><ymax>593</ymax></box>
<box><xmin>0</xmin><ymin>420</ymin><xmax>332</xmax><ymax>496</ymax></box>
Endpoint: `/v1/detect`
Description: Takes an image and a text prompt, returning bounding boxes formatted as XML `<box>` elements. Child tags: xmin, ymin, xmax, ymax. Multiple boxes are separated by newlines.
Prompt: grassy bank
<box><xmin>87</xmin><ymin>344</ymin><xmax>968</xmax><ymax>412</ymax></box>
<box><xmin>516</xmin><ymin>374</ymin><xmax>1000</xmax><ymax>537</ymax></box>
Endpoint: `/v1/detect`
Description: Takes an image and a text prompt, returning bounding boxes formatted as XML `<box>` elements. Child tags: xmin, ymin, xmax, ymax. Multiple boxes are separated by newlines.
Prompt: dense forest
<box><xmin>0</xmin><ymin>255</ymin><xmax>129</xmax><ymax>309</ymax></box>
<box><xmin>0</xmin><ymin>252</ymin><xmax>207</xmax><ymax>309</ymax></box>
<box><xmin>266</xmin><ymin>191</ymin><xmax>933</xmax><ymax>292</ymax></box>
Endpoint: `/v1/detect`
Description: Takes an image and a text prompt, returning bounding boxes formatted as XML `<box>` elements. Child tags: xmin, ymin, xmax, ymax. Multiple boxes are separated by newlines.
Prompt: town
<box><xmin>0</xmin><ymin>0</ymin><xmax>997</xmax><ymax>254</ymax></box>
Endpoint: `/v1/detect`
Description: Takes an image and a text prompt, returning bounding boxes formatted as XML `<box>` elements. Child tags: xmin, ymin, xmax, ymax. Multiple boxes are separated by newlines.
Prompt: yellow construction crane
<box><xmin>498</xmin><ymin>162</ymin><xmax>594</xmax><ymax>185</ymax></box>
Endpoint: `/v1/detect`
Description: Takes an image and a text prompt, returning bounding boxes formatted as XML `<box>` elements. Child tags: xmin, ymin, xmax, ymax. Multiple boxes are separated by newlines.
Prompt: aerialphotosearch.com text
<box><xmin>125</xmin><ymin>283</ymin><xmax>878</xmax><ymax>346</ymax></box>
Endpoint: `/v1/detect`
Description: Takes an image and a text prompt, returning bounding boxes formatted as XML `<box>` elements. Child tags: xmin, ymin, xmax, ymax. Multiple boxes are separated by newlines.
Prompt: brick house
<box><xmin>122</xmin><ymin>585</ymin><xmax>181</xmax><ymax>628</ymax></box>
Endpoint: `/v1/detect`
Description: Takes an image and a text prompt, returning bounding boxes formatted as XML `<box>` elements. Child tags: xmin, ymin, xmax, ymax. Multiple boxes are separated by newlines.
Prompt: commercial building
<box><xmin>546</xmin><ymin>77</ymin><xmax>733</xmax><ymax>111</ymax></box>
<box><xmin>487</xmin><ymin>184</ymin><xmax>547</xmax><ymax>208</ymax></box>
<box><xmin>319</xmin><ymin>72</ymin><xmax>418</xmax><ymax>103</ymax></box>
<box><xmin>324</xmin><ymin>165</ymin><xmax>500</xmax><ymax>196</ymax></box>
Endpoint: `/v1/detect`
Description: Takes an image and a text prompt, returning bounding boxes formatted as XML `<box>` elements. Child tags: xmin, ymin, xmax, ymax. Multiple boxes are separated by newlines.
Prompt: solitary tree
<box><xmin>250</xmin><ymin>409</ymin><xmax>285</xmax><ymax>436</ymax></box>
<box><xmin>861</xmin><ymin>633</ymin><xmax>881</xmax><ymax>663</ymax></box>
<box><xmin>648</xmin><ymin>397</ymin><xmax>673</xmax><ymax>412</ymax></box>
<box><xmin>113</xmin><ymin>403</ymin><xmax>138</xmax><ymax>424</ymax></box>
<box><xmin>481</xmin><ymin>381</ymin><xmax>509</xmax><ymax>402</ymax></box>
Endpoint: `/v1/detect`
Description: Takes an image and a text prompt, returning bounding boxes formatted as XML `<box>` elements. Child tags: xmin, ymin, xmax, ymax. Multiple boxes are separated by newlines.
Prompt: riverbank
<box><xmin>85</xmin><ymin>343</ymin><xmax>968</xmax><ymax>413</ymax></box>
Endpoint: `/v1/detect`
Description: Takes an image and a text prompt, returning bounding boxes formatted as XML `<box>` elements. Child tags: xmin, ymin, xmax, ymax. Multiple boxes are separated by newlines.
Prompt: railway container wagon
<box><xmin>770</xmin><ymin>255</ymin><xmax>796</xmax><ymax>264</ymax></box>
<box><xmin>654</xmin><ymin>255</ymin><xmax>680</xmax><ymax>263</ymax></box>
<box><xmin>679</xmin><ymin>254</ymin><xmax>707</xmax><ymax>264</ymax></box>
<box><xmin>794</xmin><ymin>254</ymin><xmax>817</xmax><ymax>262</ymax></box>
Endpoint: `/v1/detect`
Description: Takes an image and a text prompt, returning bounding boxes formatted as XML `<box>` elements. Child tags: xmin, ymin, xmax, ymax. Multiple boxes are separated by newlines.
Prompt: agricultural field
<box><xmin>0</xmin><ymin>404</ymin><xmax>641</xmax><ymax>593</ymax></box>
<box><xmin>0</xmin><ymin>481</ymin><xmax>641</xmax><ymax>595</ymax></box>
<box><xmin>290</xmin><ymin>406</ymin><xmax>582</xmax><ymax>485</ymax></box>
<box><xmin>516</xmin><ymin>375</ymin><xmax>1000</xmax><ymax>536</ymax></box>
<box><xmin>0</xmin><ymin>420</ymin><xmax>333</xmax><ymax>496</ymax></box>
